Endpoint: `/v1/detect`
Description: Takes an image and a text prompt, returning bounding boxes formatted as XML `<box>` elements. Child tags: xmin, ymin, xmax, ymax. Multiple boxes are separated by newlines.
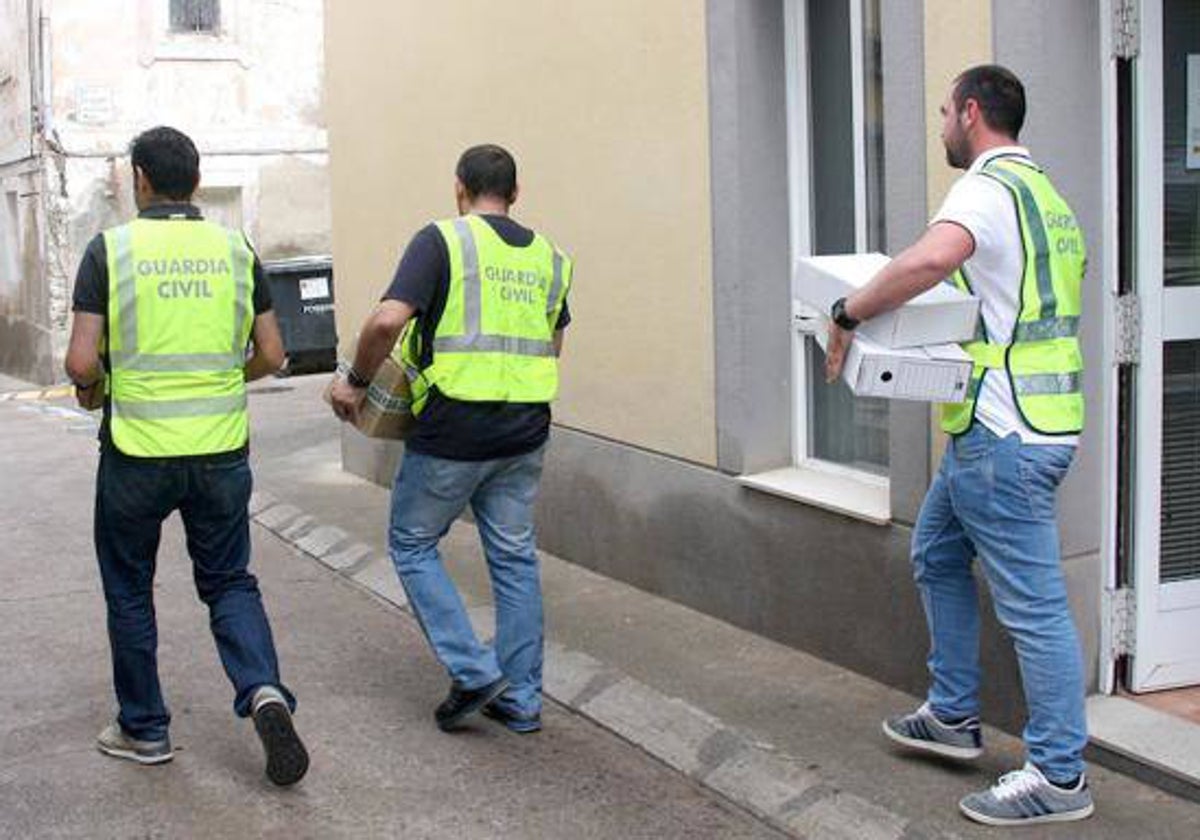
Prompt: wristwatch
<box><xmin>830</xmin><ymin>297</ymin><xmax>860</xmax><ymax>331</ymax></box>
<box><xmin>345</xmin><ymin>366</ymin><xmax>370</xmax><ymax>389</ymax></box>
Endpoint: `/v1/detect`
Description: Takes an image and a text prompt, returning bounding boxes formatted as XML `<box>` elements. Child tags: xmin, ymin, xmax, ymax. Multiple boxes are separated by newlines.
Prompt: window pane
<box><xmin>805</xmin><ymin>0</ymin><xmax>889</xmax><ymax>471</ymax></box>
<box><xmin>807</xmin><ymin>0</ymin><xmax>855</xmax><ymax>254</ymax></box>
<box><xmin>862</xmin><ymin>0</ymin><xmax>886</xmax><ymax>252</ymax></box>
<box><xmin>808</xmin><ymin>342</ymin><xmax>889</xmax><ymax>474</ymax></box>
<box><xmin>170</xmin><ymin>0</ymin><xmax>220</xmax><ymax>33</ymax></box>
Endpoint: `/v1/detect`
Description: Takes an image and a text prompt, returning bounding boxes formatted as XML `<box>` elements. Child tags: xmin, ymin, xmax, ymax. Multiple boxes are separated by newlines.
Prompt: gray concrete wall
<box><xmin>993</xmin><ymin>1</ymin><xmax>1106</xmax><ymax>560</ymax></box>
<box><xmin>881</xmin><ymin>0</ymin><xmax>933</xmax><ymax>524</ymax></box>
<box><xmin>533</xmin><ymin>427</ymin><xmax>1099</xmax><ymax>735</ymax></box>
<box><xmin>707</xmin><ymin>0</ymin><xmax>793</xmax><ymax>476</ymax></box>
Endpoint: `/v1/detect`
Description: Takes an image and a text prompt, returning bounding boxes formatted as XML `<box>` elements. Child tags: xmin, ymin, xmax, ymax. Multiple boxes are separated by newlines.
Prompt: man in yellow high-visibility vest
<box><xmin>824</xmin><ymin>66</ymin><xmax>1092</xmax><ymax>827</ymax></box>
<box><xmin>65</xmin><ymin>127</ymin><xmax>308</xmax><ymax>786</ymax></box>
<box><xmin>330</xmin><ymin>144</ymin><xmax>572</xmax><ymax>735</ymax></box>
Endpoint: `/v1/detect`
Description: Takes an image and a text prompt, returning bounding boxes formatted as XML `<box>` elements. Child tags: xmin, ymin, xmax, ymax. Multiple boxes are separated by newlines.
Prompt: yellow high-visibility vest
<box><xmin>401</xmin><ymin>215</ymin><xmax>572</xmax><ymax>415</ymax></box>
<box><xmin>942</xmin><ymin>157</ymin><xmax>1086</xmax><ymax>436</ymax></box>
<box><xmin>103</xmin><ymin>218</ymin><xmax>255</xmax><ymax>456</ymax></box>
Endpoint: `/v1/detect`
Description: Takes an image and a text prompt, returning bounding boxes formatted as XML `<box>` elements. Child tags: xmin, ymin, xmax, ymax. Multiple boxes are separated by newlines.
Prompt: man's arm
<box><xmin>65</xmin><ymin>313</ymin><xmax>105</xmax><ymax>406</ymax></box>
<box><xmin>553</xmin><ymin>328</ymin><xmax>565</xmax><ymax>357</ymax></box>
<box><xmin>244</xmin><ymin>311</ymin><xmax>286</xmax><ymax>382</ymax></box>
<box><xmin>825</xmin><ymin>221</ymin><xmax>974</xmax><ymax>382</ymax></box>
<box><xmin>328</xmin><ymin>299</ymin><xmax>416</xmax><ymax>422</ymax></box>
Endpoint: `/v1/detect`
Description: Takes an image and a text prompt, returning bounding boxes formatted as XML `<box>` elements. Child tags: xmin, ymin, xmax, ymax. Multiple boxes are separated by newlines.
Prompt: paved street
<box><xmin>2</xmin><ymin>373</ymin><xmax>1199</xmax><ymax>839</ymax></box>
<box><xmin>0</xmin><ymin>380</ymin><xmax>780</xmax><ymax>839</ymax></box>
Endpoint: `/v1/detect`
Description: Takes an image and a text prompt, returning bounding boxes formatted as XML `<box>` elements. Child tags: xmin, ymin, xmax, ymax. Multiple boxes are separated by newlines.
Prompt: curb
<box><xmin>0</xmin><ymin>385</ymin><xmax>74</xmax><ymax>402</ymax></box>
<box><xmin>248</xmin><ymin>489</ymin><xmax>928</xmax><ymax>840</ymax></box>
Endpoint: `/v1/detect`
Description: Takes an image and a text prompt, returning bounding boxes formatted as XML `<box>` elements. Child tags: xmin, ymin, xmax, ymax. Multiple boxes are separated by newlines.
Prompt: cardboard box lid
<box><xmin>793</xmin><ymin>253</ymin><xmax>968</xmax><ymax>305</ymax></box>
<box><xmin>793</xmin><ymin>253</ymin><xmax>980</xmax><ymax>348</ymax></box>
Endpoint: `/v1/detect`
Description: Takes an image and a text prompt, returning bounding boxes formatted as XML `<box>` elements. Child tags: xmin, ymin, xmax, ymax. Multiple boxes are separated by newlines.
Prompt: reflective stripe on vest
<box><xmin>104</xmin><ymin>219</ymin><xmax>254</xmax><ymax>456</ymax></box>
<box><xmin>402</xmin><ymin>215</ymin><xmax>572</xmax><ymax>415</ymax></box>
<box><xmin>941</xmin><ymin>157</ymin><xmax>1086</xmax><ymax>436</ymax></box>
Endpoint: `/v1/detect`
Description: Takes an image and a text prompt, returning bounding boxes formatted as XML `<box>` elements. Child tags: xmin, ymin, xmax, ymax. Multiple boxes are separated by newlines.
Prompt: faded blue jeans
<box><xmin>912</xmin><ymin>424</ymin><xmax>1087</xmax><ymax>783</ymax></box>
<box><xmin>389</xmin><ymin>446</ymin><xmax>546</xmax><ymax>717</ymax></box>
<box><xmin>95</xmin><ymin>447</ymin><xmax>294</xmax><ymax>742</ymax></box>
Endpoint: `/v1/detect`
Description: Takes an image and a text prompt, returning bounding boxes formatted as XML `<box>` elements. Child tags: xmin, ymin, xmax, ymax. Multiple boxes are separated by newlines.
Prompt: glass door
<box><xmin>1131</xmin><ymin>0</ymin><xmax>1200</xmax><ymax>691</ymax></box>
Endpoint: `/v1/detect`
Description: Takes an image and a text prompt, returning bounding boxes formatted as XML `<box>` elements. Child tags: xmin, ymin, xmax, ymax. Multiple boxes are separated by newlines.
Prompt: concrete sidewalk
<box><xmin>4</xmin><ymin>374</ymin><xmax>1199</xmax><ymax>837</ymax></box>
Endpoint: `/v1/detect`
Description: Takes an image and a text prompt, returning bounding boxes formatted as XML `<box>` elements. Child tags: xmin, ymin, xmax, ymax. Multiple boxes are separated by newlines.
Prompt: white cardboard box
<box><xmin>793</xmin><ymin>253</ymin><xmax>980</xmax><ymax>348</ymax></box>
<box><xmin>811</xmin><ymin>324</ymin><xmax>974</xmax><ymax>402</ymax></box>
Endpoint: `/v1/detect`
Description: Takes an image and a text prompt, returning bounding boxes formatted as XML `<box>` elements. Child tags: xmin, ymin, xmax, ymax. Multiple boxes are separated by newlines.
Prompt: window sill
<box><xmin>150</xmin><ymin>38</ymin><xmax>245</xmax><ymax>66</ymax></box>
<box><xmin>738</xmin><ymin>461</ymin><xmax>890</xmax><ymax>525</ymax></box>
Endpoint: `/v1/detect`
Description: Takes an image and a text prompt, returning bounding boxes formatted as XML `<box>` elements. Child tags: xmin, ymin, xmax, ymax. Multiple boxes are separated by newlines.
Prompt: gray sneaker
<box><xmin>96</xmin><ymin>721</ymin><xmax>174</xmax><ymax>765</ymax></box>
<box><xmin>959</xmin><ymin>763</ymin><xmax>1095</xmax><ymax>826</ymax></box>
<box><xmin>882</xmin><ymin>702</ymin><xmax>983</xmax><ymax>760</ymax></box>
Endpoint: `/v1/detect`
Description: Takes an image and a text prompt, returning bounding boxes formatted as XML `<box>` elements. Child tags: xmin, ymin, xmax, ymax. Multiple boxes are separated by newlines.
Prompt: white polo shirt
<box><xmin>930</xmin><ymin>146</ymin><xmax>1079</xmax><ymax>447</ymax></box>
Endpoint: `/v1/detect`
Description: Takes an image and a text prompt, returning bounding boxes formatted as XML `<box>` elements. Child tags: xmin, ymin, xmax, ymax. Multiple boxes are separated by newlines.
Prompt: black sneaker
<box><xmin>252</xmin><ymin>687</ymin><xmax>309</xmax><ymax>787</ymax></box>
<box><xmin>482</xmin><ymin>700</ymin><xmax>542</xmax><ymax>734</ymax></box>
<box><xmin>435</xmin><ymin>677</ymin><xmax>510</xmax><ymax>732</ymax></box>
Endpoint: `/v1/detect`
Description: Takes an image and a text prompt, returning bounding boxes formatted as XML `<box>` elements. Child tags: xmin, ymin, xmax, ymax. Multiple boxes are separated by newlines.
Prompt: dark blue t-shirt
<box><xmin>383</xmin><ymin>214</ymin><xmax>571</xmax><ymax>462</ymax></box>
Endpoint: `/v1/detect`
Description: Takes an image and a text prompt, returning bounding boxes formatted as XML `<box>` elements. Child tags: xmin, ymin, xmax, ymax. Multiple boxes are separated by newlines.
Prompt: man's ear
<box><xmin>509</xmin><ymin>183</ymin><xmax>520</xmax><ymax>207</ymax></box>
<box><xmin>962</xmin><ymin>98</ymin><xmax>981</xmax><ymax>129</ymax></box>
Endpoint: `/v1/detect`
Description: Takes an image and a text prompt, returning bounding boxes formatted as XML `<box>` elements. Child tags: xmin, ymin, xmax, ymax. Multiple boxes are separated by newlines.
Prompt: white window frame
<box><xmin>741</xmin><ymin>0</ymin><xmax>889</xmax><ymax>524</ymax></box>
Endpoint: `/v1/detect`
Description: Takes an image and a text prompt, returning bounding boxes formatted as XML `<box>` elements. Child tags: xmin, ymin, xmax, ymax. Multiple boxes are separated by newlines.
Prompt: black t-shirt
<box><xmin>383</xmin><ymin>214</ymin><xmax>571</xmax><ymax>461</ymax></box>
<box><xmin>71</xmin><ymin>203</ymin><xmax>273</xmax><ymax>455</ymax></box>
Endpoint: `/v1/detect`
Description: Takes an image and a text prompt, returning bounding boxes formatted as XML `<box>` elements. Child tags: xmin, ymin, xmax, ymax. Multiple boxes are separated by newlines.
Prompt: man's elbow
<box><xmin>368</xmin><ymin>309</ymin><xmax>408</xmax><ymax>345</ymax></box>
<box><xmin>259</xmin><ymin>345</ymin><xmax>286</xmax><ymax>373</ymax></box>
<box><xmin>898</xmin><ymin>247</ymin><xmax>962</xmax><ymax>291</ymax></box>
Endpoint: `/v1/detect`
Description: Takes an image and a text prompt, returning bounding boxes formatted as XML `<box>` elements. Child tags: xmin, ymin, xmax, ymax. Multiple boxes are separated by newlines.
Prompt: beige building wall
<box><xmin>326</xmin><ymin>0</ymin><xmax>717</xmax><ymax>465</ymax></box>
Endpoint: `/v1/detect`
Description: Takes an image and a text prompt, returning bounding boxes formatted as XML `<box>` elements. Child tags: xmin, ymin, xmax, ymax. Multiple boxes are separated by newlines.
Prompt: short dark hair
<box><xmin>455</xmin><ymin>144</ymin><xmax>517</xmax><ymax>203</ymax></box>
<box><xmin>130</xmin><ymin>126</ymin><xmax>200</xmax><ymax>201</ymax></box>
<box><xmin>953</xmin><ymin>65</ymin><xmax>1026</xmax><ymax>139</ymax></box>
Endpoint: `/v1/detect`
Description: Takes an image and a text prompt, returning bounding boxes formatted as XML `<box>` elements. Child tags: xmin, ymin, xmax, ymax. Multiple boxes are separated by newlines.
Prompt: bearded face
<box><xmin>940</xmin><ymin>90</ymin><xmax>972</xmax><ymax>171</ymax></box>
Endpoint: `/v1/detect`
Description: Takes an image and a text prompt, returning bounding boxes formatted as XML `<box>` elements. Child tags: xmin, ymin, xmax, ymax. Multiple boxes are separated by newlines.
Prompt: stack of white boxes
<box><xmin>793</xmin><ymin>253</ymin><xmax>981</xmax><ymax>402</ymax></box>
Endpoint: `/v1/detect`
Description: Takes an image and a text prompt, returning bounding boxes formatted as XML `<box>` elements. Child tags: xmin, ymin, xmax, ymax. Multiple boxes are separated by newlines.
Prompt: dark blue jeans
<box><xmin>94</xmin><ymin>447</ymin><xmax>294</xmax><ymax>741</ymax></box>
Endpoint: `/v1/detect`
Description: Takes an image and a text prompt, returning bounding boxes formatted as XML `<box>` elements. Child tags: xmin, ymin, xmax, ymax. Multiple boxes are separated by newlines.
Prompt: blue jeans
<box><xmin>912</xmin><ymin>424</ymin><xmax>1087</xmax><ymax>783</ymax></box>
<box><xmin>388</xmin><ymin>446</ymin><xmax>545</xmax><ymax>716</ymax></box>
<box><xmin>95</xmin><ymin>448</ymin><xmax>294</xmax><ymax>741</ymax></box>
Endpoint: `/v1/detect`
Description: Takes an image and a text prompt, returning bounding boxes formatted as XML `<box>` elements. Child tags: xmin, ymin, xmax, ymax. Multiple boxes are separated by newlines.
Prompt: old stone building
<box><xmin>0</xmin><ymin>0</ymin><xmax>329</xmax><ymax>383</ymax></box>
